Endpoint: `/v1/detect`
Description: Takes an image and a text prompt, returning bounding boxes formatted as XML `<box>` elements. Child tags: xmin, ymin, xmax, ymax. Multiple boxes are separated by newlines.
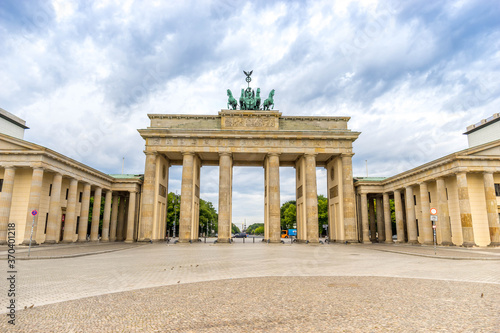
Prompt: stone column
<box><xmin>117</xmin><ymin>196</ymin><xmax>126</xmax><ymax>241</ymax></box>
<box><xmin>405</xmin><ymin>186</ymin><xmax>418</xmax><ymax>244</ymax></box>
<box><xmin>90</xmin><ymin>187</ymin><xmax>102</xmax><ymax>241</ymax></box>
<box><xmin>45</xmin><ymin>173</ymin><xmax>63</xmax><ymax>244</ymax></box>
<box><xmin>419</xmin><ymin>182</ymin><xmax>433</xmax><ymax>245</ymax></box>
<box><xmin>341</xmin><ymin>154</ymin><xmax>357</xmax><ymax>242</ymax></box>
<box><xmin>360</xmin><ymin>193</ymin><xmax>370</xmax><ymax>243</ymax></box>
<box><xmin>305</xmin><ymin>154</ymin><xmax>319</xmax><ymax>243</ymax></box>
<box><xmin>77</xmin><ymin>183</ymin><xmax>91</xmax><ymax>242</ymax></box>
<box><xmin>179</xmin><ymin>152</ymin><xmax>195</xmax><ymax>242</ymax></box>
<box><xmin>369</xmin><ymin>197</ymin><xmax>376</xmax><ymax>242</ymax></box>
<box><xmin>125</xmin><ymin>191</ymin><xmax>136</xmax><ymax>243</ymax></box>
<box><xmin>62</xmin><ymin>178</ymin><xmax>78</xmax><ymax>243</ymax></box>
<box><xmin>218</xmin><ymin>152</ymin><xmax>232</xmax><ymax>243</ymax></box>
<box><xmin>456</xmin><ymin>172</ymin><xmax>475</xmax><ymax>247</ymax></box>
<box><xmin>383</xmin><ymin>193</ymin><xmax>393</xmax><ymax>243</ymax></box>
<box><xmin>268</xmin><ymin>153</ymin><xmax>281</xmax><ymax>243</ymax></box>
<box><xmin>376</xmin><ymin>196</ymin><xmax>385</xmax><ymax>242</ymax></box>
<box><xmin>436</xmin><ymin>178</ymin><xmax>452</xmax><ymax>245</ymax></box>
<box><xmin>483</xmin><ymin>172</ymin><xmax>500</xmax><ymax>245</ymax></box>
<box><xmin>139</xmin><ymin>151</ymin><xmax>156</xmax><ymax>242</ymax></box>
<box><xmin>394</xmin><ymin>189</ymin><xmax>405</xmax><ymax>243</ymax></box>
<box><xmin>109</xmin><ymin>193</ymin><xmax>119</xmax><ymax>241</ymax></box>
<box><xmin>101</xmin><ymin>190</ymin><xmax>112</xmax><ymax>242</ymax></box>
<box><xmin>0</xmin><ymin>167</ymin><xmax>16</xmax><ymax>245</ymax></box>
<box><xmin>22</xmin><ymin>167</ymin><xmax>44</xmax><ymax>245</ymax></box>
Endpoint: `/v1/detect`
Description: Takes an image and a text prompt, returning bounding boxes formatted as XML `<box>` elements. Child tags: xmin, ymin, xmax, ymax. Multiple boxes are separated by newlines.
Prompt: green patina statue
<box><xmin>263</xmin><ymin>89</ymin><xmax>275</xmax><ymax>110</ymax></box>
<box><xmin>226</xmin><ymin>71</ymin><xmax>275</xmax><ymax>110</ymax></box>
<box><xmin>227</xmin><ymin>89</ymin><xmax>238</xmax><ymax>110</ymax></box>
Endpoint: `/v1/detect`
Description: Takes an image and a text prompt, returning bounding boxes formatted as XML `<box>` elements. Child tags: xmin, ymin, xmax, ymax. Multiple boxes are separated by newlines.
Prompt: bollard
<box><xmin>243</xmin><ymin>237</ymin><xmax>245</xmax><ymax>244</ymax></box>
<box><xmin>253</xmin><ymin>237</ymin><xmax>255</xmax><ymax>243</ymax></box>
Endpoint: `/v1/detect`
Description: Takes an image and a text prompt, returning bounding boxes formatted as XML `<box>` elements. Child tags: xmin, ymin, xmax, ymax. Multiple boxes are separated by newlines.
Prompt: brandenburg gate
<box><xmin>137</xmin><ymin>72</ymin><xmax>360</xmax><ymax>244</ymax></box>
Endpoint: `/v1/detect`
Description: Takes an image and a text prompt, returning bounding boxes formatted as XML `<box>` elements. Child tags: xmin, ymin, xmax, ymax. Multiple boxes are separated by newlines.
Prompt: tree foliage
<box><xmin>166</xmin><ymin>192</ymin><xmax>218</xmax><ymax>237</ymax></box>
<box><xmin>254</xmin><ymin>226</ymin><xmax>264</xmax><ymax>235</ymax></box>
<box><xmin>247</xmin><ymin>223</ymin><xmax>264</xmax><ymax>234</ymax></box>
<box><xmin>232</xmin><ymin>223</ymin><xmax>241</xmax><ymax>234</ymax></box>
<box><xmin>280</xmin><ymin>200</ymin><xmax>296</xmax><ymax>230</ymax></box>
<box><xmin>318</xmin><ymin>195</ymin><xmax>328</xmax><ymax>235</ymax></box>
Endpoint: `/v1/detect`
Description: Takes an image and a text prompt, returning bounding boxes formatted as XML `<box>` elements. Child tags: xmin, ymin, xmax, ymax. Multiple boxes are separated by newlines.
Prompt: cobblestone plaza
<box><xmin>1</xmin><ymin>241</ymin><xmax>499</xmax><ymax>331</ymax></box>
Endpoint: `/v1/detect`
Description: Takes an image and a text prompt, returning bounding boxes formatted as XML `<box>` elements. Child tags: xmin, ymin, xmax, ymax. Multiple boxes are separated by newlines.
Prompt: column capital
<box><xmin>418</xmin><ymin>180</ymin><xmax>428</xmax><ymax>186</ymax></box>
<box><xmin>341</xmin><ymin>153</ymin><xmax>355</xmax><ymax>158</ymax></box>
<box><xmin>182</xmin><ymin>151</ymin><xmax>195</xmax><ymax>156</ymax></box>
<box><xmin>304</xmin><ymin>153</ymin><xmax>317</xmax><ymax>157</ymax></box>
<box><xmin>268</xmin><ymin>152</ymin><xmax>280</xmax><ymax>157</ymax></box>
<box><xmin>455</xmin><ymin>170</ymin><xmax>467</xmax><ymax>176</ymax></box>
<box><xmin>144</xmin><ymin>151</ymin><xmax>157</xmax><ymax>156</ymax></box>
<box><xmin>219</xmin><ymin>152</ymin><xmax>232</xmax><ymax>157</ymax></box>
<box><xmin>482</xmin><ymin>171</ymin><xmax>494</xmax><ymax>176</ymax></box>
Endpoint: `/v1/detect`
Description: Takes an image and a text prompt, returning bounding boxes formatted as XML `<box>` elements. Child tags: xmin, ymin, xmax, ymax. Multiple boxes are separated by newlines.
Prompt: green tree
<box><xmin>232</xmin><ymin>223</ymin><xmax>241</xmax><ymax>234</ymax></box>
<box><xmin>247</xmin><ymin>223</ymin><xmax>264</xmax><ymax>234</ymax></box>
<box><xmin>254</xmin><ymin>226</ymin><xmax>264</xmax><ymax>235</ymax></box>
<box><xmin>166</xmin><ymin>193</ymin><xmax>218</xmax><ymax>237</ymax></box>
<box><xmin>318</xmin><ymin>195</ymin><xmax>328</xmax><ymax>235</ymax></box>
<box><xmin>280</xmin><ymin>200</ymin><xmax>296</xmax><ymax>230</ymax></box>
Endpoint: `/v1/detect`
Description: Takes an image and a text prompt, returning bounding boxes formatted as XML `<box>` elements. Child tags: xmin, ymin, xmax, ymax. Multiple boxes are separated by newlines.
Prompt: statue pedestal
<box><xmin>219</xmin><ymin>110</ymin><xmax>281</xmax><ymax>131</ymax></box>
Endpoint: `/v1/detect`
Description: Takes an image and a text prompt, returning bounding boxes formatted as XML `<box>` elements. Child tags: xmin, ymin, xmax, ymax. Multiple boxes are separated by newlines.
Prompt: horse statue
<box><xmin>263</xmin><ymin>89</ymin><xmax>275</xmax><ymax>110</ymax></box>
<box><xmin>239</xmin><ymin>89</ymin><xmax>245</xmax><ymax>109</ymax></box>
<box><xmin>227</xmin><ymin>89</ymin><xmax>238</xmax><ymax>110</ymax></box>
<box><xmin>255</xmin><ymin>88</ymin><xmax>261</xmax><ymax>110</ymax></box>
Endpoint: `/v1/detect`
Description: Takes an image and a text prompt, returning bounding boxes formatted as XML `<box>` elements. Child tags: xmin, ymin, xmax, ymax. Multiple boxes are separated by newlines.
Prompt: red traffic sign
<box><xmin>31</xmin><ymin>210</ymin><xmax>38</xmax><ymax>216</ymax></box>
<box><xmin>432</xmin><ymin>225</ymin><xmax>437</xmax><ymax>229</ymax></box>
<box><xmin>430</xmin><ymin>208</ymin><xmax>437</xmax><ymax>215</ymax></box>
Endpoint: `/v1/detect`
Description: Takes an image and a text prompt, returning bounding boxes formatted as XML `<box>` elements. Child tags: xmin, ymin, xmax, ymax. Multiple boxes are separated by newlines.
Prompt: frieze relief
<box><xmin>223</xmin><ymin>116</ymin><xmax>277</xmax><ymax>129</ymax></box>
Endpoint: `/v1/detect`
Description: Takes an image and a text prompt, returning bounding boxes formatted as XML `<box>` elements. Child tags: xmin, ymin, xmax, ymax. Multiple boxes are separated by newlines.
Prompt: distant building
<box><xmin>0</xmin><ymin>108</ymin><xmax>29</xmax><ymax>140</ymax></box>
<box><xmin>464</xmin><ymin>113</ymin><xmax>500</xmax><ymax>148</ymax></box>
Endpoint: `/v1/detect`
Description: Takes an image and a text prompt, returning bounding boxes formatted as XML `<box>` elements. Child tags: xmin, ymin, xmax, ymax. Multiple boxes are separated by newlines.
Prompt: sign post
<box><xmin>28</xmin><ymin>210</ymin><xmax>38</xmax><ymax>257</ymax></box>
<box><xmin>430</xmin><ymin>208</ymin><xmax>438</xmax><ymax>255</ymax></box>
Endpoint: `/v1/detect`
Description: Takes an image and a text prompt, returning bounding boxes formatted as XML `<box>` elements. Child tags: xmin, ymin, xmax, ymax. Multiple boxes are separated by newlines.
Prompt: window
<box><xmin>49</xmin><ymin>184</ymin><xmax>52</xmax><ymax>196</ymax></box>
<box><xmin>495</xmin><ymin>184</ymin><xmax>500</xmax><ymax>196</ymax></box>
<box><xmin>75</xmin><ymin>217</ymin><xmax>80</xmax><ymax>235</ymax></box>
<box><xmin>0</xmin><ymin>179</ymin><xmax>3</xmax><ymax>192</ymax></box>
<box><xmin>79</xmin><ymin>192</ymin><xmax>83</xmax><ymax>203</ymax></box>
<box><xmin>445</xmin><ymin>188</ymin><xmax>448</xmax><ymax>200</ymax></box>
<box><xmin>413</xmin><ymin>195</ymin><xmax>417</xmax><ymax>206</ymax></box>
<box><xmin>65</xmin><ymin>188</ymin><xmax>69</xmax><ymax>200</ymax></box>
<box><xmin>44</xmin><ymin>213</ymin><xmax>49</xmax><ymax>234</ymax></box>
<box><xmin>428</xmin><ymin>192</ymin><xmax>431</xmax><ymax>203</ymax></box>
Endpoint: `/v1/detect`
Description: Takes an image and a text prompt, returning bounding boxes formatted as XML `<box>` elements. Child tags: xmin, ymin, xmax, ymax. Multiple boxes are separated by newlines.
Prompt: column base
<box><xmin>124</xmin><ymin>240</ymin><xmax>135</xmax><ymax>243</ymax></box>
<box><xmin>408</xmin><ymin>240</ymin><xmax>419</xmax><ymax>245</ymax></box>
<box><xmin>44</xmin><ymin>240</ymin><xmax>57</xmax><ymax>244</ymax></box>
<box><xmin>385</xmin><ymin>240</ymin><xmax>394</xmax><ymax>244</ymax></box>
<box><xmin>77</xmin><ymin>239</ymin><xmax>88</xmax><ymax>243</ymax></box>
<box><xmin>462</xmin><ymin>242</ymin><xmax>476</xmax><ymax>247</ymax></box>
<box><xmin>101</xmin><ymin>239</ymin><xmax>109</xmax><ymax>242</ymax></box>
<box><xmin>362</xmin><ymin>241</ymin><xmax>372</xmax><ymax>244</ymax></box>
<box><xmin>488</xmin><ymin>242</ymin><xmax>500</xmax><ymax>247</ymax></box>
<box><xmin>422</xmin><ymin>241</ymin><xmax>434</xmax><ymax>245</ymax></box>
<box><xmin>216</xmin><ymin>238</ymin><xmax>232</xmax><ymax>243</ymax></box>
<box><xmin>439</xmin><ymin>241</ymin><xmax>454</xmax><ymax>246</ymax></box>
<box><xmin>61</xmin><ymin>240</ymin><xmax>74</xmax><ymax>244</ymax></box>
<box><xmin>21</xmin><ymin>240</ymin><xmax>39</xmax><ymax>246</ymax></box>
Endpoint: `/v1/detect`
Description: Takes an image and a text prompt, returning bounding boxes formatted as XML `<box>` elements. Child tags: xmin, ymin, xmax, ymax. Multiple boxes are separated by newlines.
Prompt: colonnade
<box><xmin>357</xmin><ymin>172</ymin><xmax>500</xmax><ymax>247</ymax></box>
<box><xmin>139</xmin><ymin>149</ymin><xmax>358</xmax><ymax>244</ymax></box>
<box><xmin>0</xmin><ymin>166</ymin><xmax>139</xmax><ymax>245</ymax></box>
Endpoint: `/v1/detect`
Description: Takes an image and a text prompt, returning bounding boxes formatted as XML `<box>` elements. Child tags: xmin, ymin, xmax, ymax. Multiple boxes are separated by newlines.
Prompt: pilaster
<box><xmin>22</xmin><ymin>167</ymin><xmax>44</xmax><ymax>245</ymax></box>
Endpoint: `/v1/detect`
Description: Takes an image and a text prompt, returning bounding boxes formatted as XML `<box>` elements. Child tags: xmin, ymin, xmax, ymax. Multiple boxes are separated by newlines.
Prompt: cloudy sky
<box><xmin>1</xmin><ymin>0</ymin><xmax>499</xmax><ymax>226</ymax></box>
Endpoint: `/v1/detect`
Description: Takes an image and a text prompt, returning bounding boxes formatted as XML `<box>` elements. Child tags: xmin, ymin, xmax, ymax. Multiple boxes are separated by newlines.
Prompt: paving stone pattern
<box><xmin>0</xmin><ymin>241</ymin><xmax>499</xmax><ymax>332</ymax></box>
